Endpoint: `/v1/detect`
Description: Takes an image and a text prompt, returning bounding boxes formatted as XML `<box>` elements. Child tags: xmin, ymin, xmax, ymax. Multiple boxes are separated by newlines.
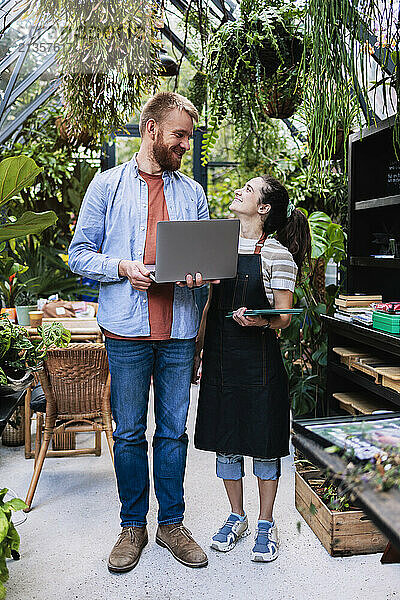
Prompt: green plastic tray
<box><xmin>372</xmin><ymin>311</ymin><xmax>400</xmax><ymax>334</ymax></box>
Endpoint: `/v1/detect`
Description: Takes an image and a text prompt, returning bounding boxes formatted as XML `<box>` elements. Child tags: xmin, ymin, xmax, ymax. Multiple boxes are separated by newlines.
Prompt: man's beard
<box><xmin>152</xmin><ymin>131</ymin><xmax>184</xmax><ymax>171</ymax></box>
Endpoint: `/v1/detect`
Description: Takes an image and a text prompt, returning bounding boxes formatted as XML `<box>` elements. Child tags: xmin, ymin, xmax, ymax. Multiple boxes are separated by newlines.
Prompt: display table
<box><xmin>292</xmin><ymin>426</ymin><xmax>400</xmax><ymax>561</ymax></box>
<box><xmin>25</xmin><ymin>317</ymin><xmax>102</xmax><ymax>343</ymax></box>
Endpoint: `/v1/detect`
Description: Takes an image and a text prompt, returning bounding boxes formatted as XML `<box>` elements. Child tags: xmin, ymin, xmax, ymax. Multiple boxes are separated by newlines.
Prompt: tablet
<box><xmin>225</xmin><ymin>308</ymin><xmax>304</xmax><ymax>317</ymax></box>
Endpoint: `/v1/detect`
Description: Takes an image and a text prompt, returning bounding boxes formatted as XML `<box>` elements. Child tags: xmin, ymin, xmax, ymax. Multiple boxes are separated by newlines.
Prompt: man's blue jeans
<box><xmin>105</xmin><ymin>337</ymin><xmax>195</xmax><ymax>527</ymax></box>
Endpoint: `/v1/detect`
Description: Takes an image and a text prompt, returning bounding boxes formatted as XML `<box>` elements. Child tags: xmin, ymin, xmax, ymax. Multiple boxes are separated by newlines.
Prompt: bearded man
<box><xmin>68</xmin><ymin>92</ymin><xmax>211</xmax><ymax>572</ymax></box>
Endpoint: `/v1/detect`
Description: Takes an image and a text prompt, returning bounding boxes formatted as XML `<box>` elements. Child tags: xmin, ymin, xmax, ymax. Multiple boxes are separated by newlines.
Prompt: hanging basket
<box><xmin>2</xmin><ymin>405</ymin><xmax>25</xmax><ymax>447</ymax></box>
<box><xmin>263</xmin><ymin>93</ymin><xmax>298</xmax><ymax>119</ymax></box>
<box><xmin>55</xmin><ymin>117</ymin><xmax>93</xmax><ymax>148</ymax></box>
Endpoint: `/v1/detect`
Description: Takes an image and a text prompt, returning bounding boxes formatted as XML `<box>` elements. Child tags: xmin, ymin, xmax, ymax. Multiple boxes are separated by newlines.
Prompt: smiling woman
<box><xmin>194</xmin><ymin>174</ymin><xmax>311</xmax><ymax>563</ymax></box>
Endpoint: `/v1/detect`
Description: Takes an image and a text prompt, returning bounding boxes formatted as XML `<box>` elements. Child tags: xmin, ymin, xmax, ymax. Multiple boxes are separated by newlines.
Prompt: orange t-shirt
<box><xmin>103</xmin><ymin>170</ymin><xmax>174</xmax><ymax>340</ymax></box>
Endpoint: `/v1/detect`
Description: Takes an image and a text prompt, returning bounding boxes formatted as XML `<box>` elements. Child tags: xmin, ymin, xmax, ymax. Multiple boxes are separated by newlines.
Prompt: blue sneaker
<box><xmin>251</xmin><ymin>520</ymin><xmax>279</xmax><ymax>562</ymax></box>
<box><xmin>211</xmin><ymin>513</ymin><xmax>250</xmax><ymax>552</ymax></box>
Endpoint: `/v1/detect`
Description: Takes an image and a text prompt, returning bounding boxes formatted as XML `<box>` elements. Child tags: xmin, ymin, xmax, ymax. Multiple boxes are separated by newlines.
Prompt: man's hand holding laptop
<box><xmin>176</xmin><ymin>274</ymin><xmax>220</xmax><ymax>288</ymax></box>
<box><xmin>119</xmin><ymin>260</ymin><xmax>220</xmax><ymax>290</ymax></box>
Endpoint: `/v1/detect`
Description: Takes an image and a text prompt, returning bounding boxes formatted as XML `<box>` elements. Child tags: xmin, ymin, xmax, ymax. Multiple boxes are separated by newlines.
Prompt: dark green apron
<box><xmin>194</xmin><ymin>238</ymin><xmax>290</xmax><ymax>459</ymax></box>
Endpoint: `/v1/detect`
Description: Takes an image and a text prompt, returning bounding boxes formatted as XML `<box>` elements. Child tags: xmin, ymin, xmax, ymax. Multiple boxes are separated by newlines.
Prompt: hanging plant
<box><xmin>34</xmin><ymin>0</ymin><xmax>162</xmax><ymax>139</ymax></box>
<box><xmin>304</xmin><ymin>0</ymin><xmax>400</xmax><ymax>185</ymax></box>
<box><xmin>202</xmin><ymin>0</ymin><xmax>304</xmax><ymax>165</ymax></box>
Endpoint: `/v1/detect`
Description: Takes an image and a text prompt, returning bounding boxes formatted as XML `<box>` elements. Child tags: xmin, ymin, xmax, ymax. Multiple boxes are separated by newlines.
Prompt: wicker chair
<box><xmin>25</xmin><ymin>343</ymin><xmax>114</xmax><ymax>511</ymax></box>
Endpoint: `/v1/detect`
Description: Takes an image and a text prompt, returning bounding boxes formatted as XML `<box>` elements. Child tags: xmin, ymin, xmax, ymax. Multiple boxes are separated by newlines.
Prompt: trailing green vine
<box><xmin>304</xmin><ymin>0</ymin><xmax>400</xmax><ymax>184</ymax></box>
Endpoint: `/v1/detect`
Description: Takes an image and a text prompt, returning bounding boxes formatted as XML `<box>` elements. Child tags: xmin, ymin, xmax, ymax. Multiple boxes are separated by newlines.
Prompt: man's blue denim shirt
<box><xmin>68</xmin><ymin>155</ymin><xmax>210</xmax><ymax>338</ymax></box>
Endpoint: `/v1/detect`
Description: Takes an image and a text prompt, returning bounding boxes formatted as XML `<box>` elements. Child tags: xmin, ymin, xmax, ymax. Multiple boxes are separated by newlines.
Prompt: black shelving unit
<box><xmin>348</xmin><ymin>115</ymin><xmax>400</xmax><ymax>298</ymax></box>
<box><xmin>323</xmin><ymin>315</ymin><xmax>400</xmax><ymax>415</ymax></box>
<box><xmin>323</xmin><ymin>115</ymin><xmax>400</xmax><ymax>416</ymax></box>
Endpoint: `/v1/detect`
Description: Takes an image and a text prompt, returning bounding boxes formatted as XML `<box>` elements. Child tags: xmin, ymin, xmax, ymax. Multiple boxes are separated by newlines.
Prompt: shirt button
<box><xmin>137</xmin><ymin>251</ymin><xmax>141</xmax><ymax>256</ymax></box>
<box><xmin>143</xmin><ymin>203</ymin><xmax>146</xmax><ymax>207</ymax></box>
<box><xmin>140</xmin><ymin>226</ymin><xmax>145</xmax><ymax>231</ymax></box>
<box><xmin>143</xmin><ymin>298</ymin><xmax>147</xmax><ymax>303</ymax></box>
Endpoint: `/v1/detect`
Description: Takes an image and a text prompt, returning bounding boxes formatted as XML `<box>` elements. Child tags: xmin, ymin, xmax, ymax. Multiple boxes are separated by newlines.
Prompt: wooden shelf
<box><xmin>350</xmin><ymin>257</ymin><xmax>400</xmax><ymax>269</ymax></box>
<box><xmin>329</xmin><ymin>362</ymin><xmax>400</xmax><ymax>408</ymax></box>
<box><xmin>355</xmin><ymin>194</ymin><xmax>400</xmax><ymax>210</ymax></box>
<box><xmin>322</xmin><ymin>316</ymin><xmax>400</xmax><ymax>356</ymax></box>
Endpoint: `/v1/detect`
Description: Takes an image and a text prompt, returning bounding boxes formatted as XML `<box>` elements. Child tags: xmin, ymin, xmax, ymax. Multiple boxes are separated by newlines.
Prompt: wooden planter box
<box><xmin>295</xmin><ymin>468</ymin><xmax>387</xmax><ymax>556</ymax></box>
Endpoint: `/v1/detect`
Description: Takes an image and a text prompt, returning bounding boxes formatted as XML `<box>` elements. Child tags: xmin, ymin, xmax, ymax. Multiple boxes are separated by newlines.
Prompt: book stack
<box><xmin>334</xmin><ymin>294</ymin><xmax>382</xmax><ymax>324</ymax></box>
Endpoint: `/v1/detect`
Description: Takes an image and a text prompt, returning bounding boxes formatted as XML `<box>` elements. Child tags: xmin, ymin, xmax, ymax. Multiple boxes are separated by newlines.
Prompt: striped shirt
<box><xmin>238</xmin><ymin>237</ymin><xmax>298</xmax><ymax>306</ymax></box>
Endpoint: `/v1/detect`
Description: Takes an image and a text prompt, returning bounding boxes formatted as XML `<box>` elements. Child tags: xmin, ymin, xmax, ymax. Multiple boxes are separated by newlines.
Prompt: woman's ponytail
<box><xmin>260</xmin><ymin>175</ymin><xmax>311</xmax><ymax>279</ymax></box>
<box><xmin>276</xmin><ymin>209</ymin><xmax>311</xmax><ymax>280</ymax></box>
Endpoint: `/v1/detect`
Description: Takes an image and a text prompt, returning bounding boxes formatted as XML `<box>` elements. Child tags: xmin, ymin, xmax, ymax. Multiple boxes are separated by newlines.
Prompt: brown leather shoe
<box><xmin>108</xmin><ymin>526</ymin><xmax>148</xmax><ymax>573</ymax></box>
<box><xmin>156</xmin><ymin>523</ymin><xmax>208</xmax><ymax>568</ymax></box>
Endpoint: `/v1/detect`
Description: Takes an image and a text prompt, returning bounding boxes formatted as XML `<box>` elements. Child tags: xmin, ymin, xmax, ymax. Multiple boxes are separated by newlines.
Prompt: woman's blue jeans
<box><xmin>105</xmin><ymin>337</ymin><xmax>195</xmax><ymax>527</ymax></box>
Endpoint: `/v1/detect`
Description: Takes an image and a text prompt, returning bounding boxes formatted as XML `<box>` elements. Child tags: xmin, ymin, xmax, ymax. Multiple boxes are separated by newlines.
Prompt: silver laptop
<box><xmin>146</xmin><ymin>219</ymin><xmax>240</xmax><ymax>283</ymax></box>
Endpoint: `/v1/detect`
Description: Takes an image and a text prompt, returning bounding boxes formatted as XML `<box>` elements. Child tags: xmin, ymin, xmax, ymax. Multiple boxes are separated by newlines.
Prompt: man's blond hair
<box><xmin>139</xmin><ymin>92</ymin><xmax>198</xmax><ymax>136</ymax></box>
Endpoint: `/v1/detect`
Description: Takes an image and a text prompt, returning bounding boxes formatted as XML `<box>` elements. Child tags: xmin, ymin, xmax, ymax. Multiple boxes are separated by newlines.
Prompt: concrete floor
<box><xmin>2</xmin><ymin>385</ymin><xmax>399</xmax><ymax>600</ymax></box>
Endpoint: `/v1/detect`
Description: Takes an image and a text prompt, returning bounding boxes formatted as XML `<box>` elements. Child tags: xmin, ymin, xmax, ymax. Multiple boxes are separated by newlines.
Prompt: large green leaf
<box><xmin>0</xmin><ymin>512</ymin><xmax>8</xmax><ymax>545</ymax></box>
<box><xmin>2</xmin><ymin>499</ymin><xmax>27</xmax><ymax>512</ymax></box>
<box><xmin>308</xmin><ymin>211</ymin><xmax>332</xmax><ymax>259</ymax></box>
<box><xmin>0</xmin><ymin>211</ymin><xmax>57</xmax><ymax>242</ymax></box>
<box><xmin>0</xmin><ymin>157</ymin><xmax>43</xmax><ymax>208</ymax></box>
<box><xmin>6</xmin><ymin>522</ymin><xmax>20</xmax><ymax>552</ymax></box>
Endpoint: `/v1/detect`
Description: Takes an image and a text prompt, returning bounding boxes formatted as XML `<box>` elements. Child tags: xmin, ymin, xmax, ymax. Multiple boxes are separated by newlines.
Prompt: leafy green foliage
<box><xmin>186</xmin><ymin>71</ymin><xmax>207</xmax><ymax>116</ymax></box>
<box><xmin>0</xmin><ymin>254</ymin><xmax>29</xmax><ymax>307</ymax></box>
<box><xmin>0</xmin><ymin>157</ymin><xmax>56</xmax><ymax>245</ymax></box>
<box><xmin>0</xmin><ymin>489</ymin><xmax>27</xmax><ymax>600</ymax></box>
<box><xmin>0</xmin><ymin>212</ymin><xmax>57</xmax><ymax>244</ymax></box>
<box><xmin>9</xmin><ymin>238</ymin><xmax>94</xmax><ymax>302</ymax></box>
<box><xmin>0</xmin><ymin>106</ymin><xmax>99</xmax><ymax>247</ymax></box>
<box><xmin>280</xmin><ymin>211</ymin><xmax>346</xmax><ymax>416</ymax></box>
<box><xmin>0</xmin><ymin>105</ymin><xmax>100</xmax><ymax>301</ymax></box>
<box><xmin>201</xmin><ymin>113</ymin><xmax>223</xmax><ymax>167</ymax></box>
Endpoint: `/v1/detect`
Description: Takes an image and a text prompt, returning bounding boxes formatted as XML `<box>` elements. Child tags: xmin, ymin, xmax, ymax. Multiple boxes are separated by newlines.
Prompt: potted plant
<box><xmin>0</xmin><ymin>316</ymin><xmax>71</xmax><ymax>393</ymax></box>
<box><xmin>0</xmin><ymin>488</ymin><xmax>27</xmax><ymax>599</ymax></box>
<box><xmin>14</xmin><ymin>292</ymin><xmax>37</xmax><ymax>328</ymax></box>
<box><xmin>33</xmin><ymin>0</ymin><xmax>162</xmax><ymax>140</ymax></box>
<box><xmin>0</xmin><ymin>316</ymin><xmax>71</xmax><ymax>447</ymax></box>
<box><xmin>0</xmin><ymin>254</ymin><xmax>37</xmax><ymax>326</ymax></box>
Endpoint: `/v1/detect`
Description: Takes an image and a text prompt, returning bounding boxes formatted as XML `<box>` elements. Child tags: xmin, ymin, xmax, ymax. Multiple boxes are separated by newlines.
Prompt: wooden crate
<box><xmin>295</xmin><ymin>469</ymin><xmax>387</xmax><ymax>556</ymax></box>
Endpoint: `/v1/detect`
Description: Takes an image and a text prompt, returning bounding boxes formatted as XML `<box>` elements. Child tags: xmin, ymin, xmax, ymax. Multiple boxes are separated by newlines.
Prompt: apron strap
<box><xmin>254</xmin><ymin>232</ymin><xmax>267</xmax><ymax>254</ymax></box>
